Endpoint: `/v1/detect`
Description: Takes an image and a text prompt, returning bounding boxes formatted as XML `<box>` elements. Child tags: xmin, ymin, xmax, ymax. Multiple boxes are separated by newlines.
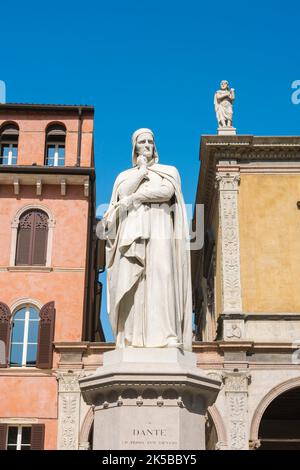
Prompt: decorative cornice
<box><xmin>194</xmin><ymin>135</ymin><xmax>300</xmax><ymax>232</ymax></box>
<box><xmin>193</xmin><ymin>341</ymin><xmax>299</xmax><ymax>353</ymax></box>
<box><xmin>91</xmin><ymin>387</ymin><xmax>203</xmax><ymax>411</ymax></box>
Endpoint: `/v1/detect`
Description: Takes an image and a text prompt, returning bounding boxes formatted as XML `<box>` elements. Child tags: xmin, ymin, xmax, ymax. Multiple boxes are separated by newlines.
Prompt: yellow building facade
<box><xmin>192</xmin><ymin>135</ymin><xmax>300</xmax><ymax>450</ymax></box>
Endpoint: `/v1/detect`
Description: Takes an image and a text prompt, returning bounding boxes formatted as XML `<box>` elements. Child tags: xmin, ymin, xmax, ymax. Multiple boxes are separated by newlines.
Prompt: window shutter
<box><xmin>15</xmin><ymin>210</ymin><xmax>48</xmax><ymax>266</ymax></box>
<box><xmin>36</xmin><ymin>302</ymin><xmax>55</xmax><ymax>369</ymax></box>
<box><xmin>0</xmin><ymin>424</ymin><xmax>8</xmax><ymax>450</ymax></box>
<box><xmin>15</xmin><ymin>211</ymin><xmax>34</xmax><ymax>266</ymax></box>
<box><xmin>30</xmin><ymin>424</ymin><xmax>45</xmax><ymax>450</ymax></box>
<box><xmin>97</xmin><ymin>238</ymin><xmax>106</xmax><ymax>272</ymax></box>
<box><xmin>0</xmin><ymin>302</ymin><xmax>12</xmax><ymax>368</ymax></box>
<box><xmin>32</xmin><ymin>211</ymin><xmax>48</xmax><ymax>265</ymax></box>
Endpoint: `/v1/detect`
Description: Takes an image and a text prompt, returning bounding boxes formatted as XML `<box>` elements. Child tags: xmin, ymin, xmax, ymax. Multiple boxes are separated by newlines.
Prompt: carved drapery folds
<box><xmin>215</xmin><ymin>171</ymin><xmax>242</xmax><ymax>314</ymax></box>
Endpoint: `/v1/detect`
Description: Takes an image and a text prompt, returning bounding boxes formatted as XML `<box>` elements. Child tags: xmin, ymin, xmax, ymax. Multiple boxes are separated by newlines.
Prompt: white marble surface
<box><xmin>102</xmin><ymin>128</ymin><xmax>192</xmax><ymax>351</ymax></box>
<box><xmin>214</xmin><ymin>80</ymin><xmax>235</xmax><ymax>131</ymax></box>
<box><xmin>79</xmin><ymin>349</ymin><xmax>221</xmax><ymax>450</ymax></box>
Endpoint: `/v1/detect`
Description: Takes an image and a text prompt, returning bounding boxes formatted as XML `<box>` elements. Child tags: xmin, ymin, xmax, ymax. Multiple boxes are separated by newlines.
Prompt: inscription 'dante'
<box><xmin>133</xmin><ymin>429</ymin><xmax>167</xmax><ymax>437</ymax></box>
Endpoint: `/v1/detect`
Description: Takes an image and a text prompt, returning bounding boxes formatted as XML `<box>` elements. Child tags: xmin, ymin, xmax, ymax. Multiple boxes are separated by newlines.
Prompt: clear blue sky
<box><xmin>2</xmin><ymin>0</ymin><xmax>299</xmax><ymax>341</ymax></box>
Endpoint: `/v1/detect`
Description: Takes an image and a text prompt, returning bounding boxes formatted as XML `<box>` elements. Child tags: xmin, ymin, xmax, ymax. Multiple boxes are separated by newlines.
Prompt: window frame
<box><xmin>6</xmin><ymin>425</ymin><xmax>32</xmax><ymax>450</ymax></box>
<box><xmin>0</xmin><ymin>123</ymin><xmax>19</xmax><ymax>166</ymax></box>
<box><xmin>10</xmin><ymin>205</ymin><xmax>55</xmax><ymax>269</ymax></box>
<box><xmin>15</xmin><ymin>209</ymin><xmax>49</xmax><ymax>267</ymax></box>
<box><xmin>0</xmin><ymin>142</ymin><xmax>18</xmax><ymax>165</ymax></box>
<box><xmin>45</xmin><ymin>124</ymin><xmax>66</xmax><ymax>167</ymax></box>
<box><xmin>9</xmin><ymin>304</ymin><xmax>40</xmax><ymax>367</ymax></box>
<box><xmin>46</xmin><ymin>142</ymin><xmax>65</xmax><ymax>167</ymax></box>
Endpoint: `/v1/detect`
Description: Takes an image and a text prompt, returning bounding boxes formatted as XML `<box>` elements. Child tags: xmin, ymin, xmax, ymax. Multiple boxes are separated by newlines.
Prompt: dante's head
<box><xmin>220</xmin><ymin>80</ymin><xmax>229</xmax><ymax>90</ymax></box>
<box><xmin>131</xmin><ymin>128</ymin><xmax>159</xmax><ymax>166</ymax></box>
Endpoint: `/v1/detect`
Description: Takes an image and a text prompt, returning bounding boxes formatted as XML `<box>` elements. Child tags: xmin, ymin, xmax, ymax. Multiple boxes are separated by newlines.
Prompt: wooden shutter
<box><xmin>15</xmin><ymin>210</ymin><xmax>34</xmax><ymax>266</ymax></box>
<box><xmin>0</xmin><ymin>424</ymin><xmax>8</xmax><ymax>450</ymax></box>
<box><xmin>0</xmin><ymin>302</ymin><xmax>12</xmax><ymax>368</ymax></box>
<box><xmin>36</xmin><ymin>302</ymin><xmax>55</xmax><ymax>369</ymax></box>
<box><xmin>97</xmin><ymin>238</ymin><xmax>106</xmax><ymax>272</ymax></box>
<box><xmin>15</xmin><ymin>210</ymin><xmax>48</xmax><ymax>266</ymax></box>
<box><xmin>30</xmin><ymin>424</ymin><xmax>45</xmax><ymax>450</ymax></box>
<box><xmin>32</xmin><ymin>211</ymin><xmax>48</xmax><ymax>265</ymax></box>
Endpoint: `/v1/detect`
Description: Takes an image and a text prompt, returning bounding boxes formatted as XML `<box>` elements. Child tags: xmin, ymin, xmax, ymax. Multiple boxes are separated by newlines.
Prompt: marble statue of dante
<box><xmin>214</xmin><ymin>80</ymin><xmax>235</xmax><ymax>127</ymax></box>
<box><xmin>102</xmin><ymin>128</ymin><xmax>192</xmax><ymax>351</ymax></box>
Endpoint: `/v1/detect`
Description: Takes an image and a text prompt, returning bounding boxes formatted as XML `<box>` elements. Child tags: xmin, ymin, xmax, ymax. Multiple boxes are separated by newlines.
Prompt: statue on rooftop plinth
<box><xmin>214</xmin><ymin>80</ymin><xmax>236</xmax><ymax>135</ymax></box>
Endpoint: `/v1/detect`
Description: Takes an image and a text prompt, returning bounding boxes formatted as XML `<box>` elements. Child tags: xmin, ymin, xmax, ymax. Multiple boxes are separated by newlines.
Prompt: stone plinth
<box><xmin>218</xmin><ymin>126</ymin><xmax>237</xmax><ymax>135</ymax></box>
<box><xmin>79</xmin><ymin>348</ymin><xmax>221</xmax><ymax>450</ymax></box>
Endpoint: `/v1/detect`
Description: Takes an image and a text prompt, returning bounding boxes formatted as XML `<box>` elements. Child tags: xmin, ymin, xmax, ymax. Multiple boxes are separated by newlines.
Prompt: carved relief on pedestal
<box><xmin>223</xmin><ymin>319</ymin><xmax>245</xmax><ymax>341</ymax></box>
<box><xmin>56</xmin><ymin>371</ymin><xmax>85</xmax><ymax>450</ymax></box>
<box><xmin>215</xmin><ymin>172</ymin><xmax>242</xmax><ymax>316</ymax></box>
<box><xmin>223</xmin><ymin>371</ymin><xmax>250</xmax><ymax>450</ymax></box>
<box><xmin>92</xmin><ymin>387</ymin><xmax>200</xmax><ymax>410</ymax></box>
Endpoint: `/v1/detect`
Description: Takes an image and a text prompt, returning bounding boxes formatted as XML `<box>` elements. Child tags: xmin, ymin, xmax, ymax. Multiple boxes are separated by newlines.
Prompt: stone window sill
<box><xmin>7</xmin><ymin>266</ymin><xmax>53</xmax><ymax>272</ymax></box>
<box><xmin>0</xmin><ymin>367</ymin><xmax>53</xmax><ymax>376</ymax></box>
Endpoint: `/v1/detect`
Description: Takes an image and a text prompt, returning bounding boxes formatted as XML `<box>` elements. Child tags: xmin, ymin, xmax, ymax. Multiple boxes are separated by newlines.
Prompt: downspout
<box><xmin>76</xmin><ymin>106</ymin><xmax>83</xmax><ymax>167</ymax></box>
<box><xmin>82</xmin><ymin>173</ymin><xmax>94</xmax><ymax>341</ymax></box>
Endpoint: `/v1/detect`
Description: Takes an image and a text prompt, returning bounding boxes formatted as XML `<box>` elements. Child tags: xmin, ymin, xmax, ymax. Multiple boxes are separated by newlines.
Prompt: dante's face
<box><xmin>221</xmin><ymin>80</ymin><xmax>228</xmax><ymax>90</ymax></box>
<box><xmin>135</xmin><ymin>132</ymin><xmax>154</xmax><ymax>161</ymax></box>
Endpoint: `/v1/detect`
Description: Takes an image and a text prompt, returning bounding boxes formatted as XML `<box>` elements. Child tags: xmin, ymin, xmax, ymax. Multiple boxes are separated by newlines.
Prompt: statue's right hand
<box><xmin>137</xmin><ymin>155</ymin><xmax>148</xmax><ymax>167</ymax></box>
<box><xmin>137</xmin><ymin>155</ymin><xmax>149</xmax><ymax>179</ymax></box>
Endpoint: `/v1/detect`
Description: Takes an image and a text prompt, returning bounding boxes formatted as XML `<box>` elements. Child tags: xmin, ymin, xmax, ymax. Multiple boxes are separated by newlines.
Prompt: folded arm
<box><xmin>118</xmin><ymin>168</ymin><xmax>148</xmax><ymax>198</ymax></box>
<box><xmin>134</xmin><ymin>178</ymin><xmax>174</xmax><ymax>204</ymax></box>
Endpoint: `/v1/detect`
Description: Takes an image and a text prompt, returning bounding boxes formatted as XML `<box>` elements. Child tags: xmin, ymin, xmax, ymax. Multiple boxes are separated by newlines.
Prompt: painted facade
<box><xmin>0</xmin><ymin>104</ymin><xmax>104</xmax><ymax>450</ymax></box>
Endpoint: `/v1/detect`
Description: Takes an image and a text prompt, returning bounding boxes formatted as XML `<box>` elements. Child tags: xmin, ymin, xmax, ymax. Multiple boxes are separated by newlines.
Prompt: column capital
<box><xmin>215</xmin><ymin>171</ymin><xmax>241</xmax><ymax>191</ymax></box>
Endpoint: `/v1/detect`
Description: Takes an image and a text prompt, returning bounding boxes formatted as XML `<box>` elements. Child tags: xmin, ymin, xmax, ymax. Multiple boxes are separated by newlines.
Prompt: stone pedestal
<box><xmin>218</xmin><ymin>126</ymin><xmax>237</xmax><ymax>136</ymax></box>
<box><xmin>79</xmin><ymin>348</ymin><xmax>221</xmax><ymax>450</ymax></box>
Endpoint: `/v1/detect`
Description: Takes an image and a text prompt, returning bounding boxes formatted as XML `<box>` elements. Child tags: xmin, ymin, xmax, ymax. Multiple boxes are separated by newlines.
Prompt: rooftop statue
<box><xmin>214</xmin><ymin>80</ymin><xmax>235</xmax><ymax>128</ymax></box>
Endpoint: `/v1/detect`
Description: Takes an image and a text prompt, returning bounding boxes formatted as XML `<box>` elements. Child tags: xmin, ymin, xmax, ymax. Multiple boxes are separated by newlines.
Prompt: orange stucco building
<box><xmin>0</xmin><ymin>103</ymin><xmax>104</xmax><ymax>450</ymax></box>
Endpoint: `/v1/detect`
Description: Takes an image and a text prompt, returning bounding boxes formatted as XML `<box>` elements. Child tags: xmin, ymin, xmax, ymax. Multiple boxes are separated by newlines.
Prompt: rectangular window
<box><xmin>6</xmin><ymin>426</ymin><xmax>31</xmax><ymax>450</ymax></box>
<box><xmin>0</xmin><ymin>143</ymin><xmax>18</xmax><ymax>165</ymax></box>
<box><xmin>46</xmin><ymin>143</ymin><xmax>65</xmax><ymax>166</ymax></box>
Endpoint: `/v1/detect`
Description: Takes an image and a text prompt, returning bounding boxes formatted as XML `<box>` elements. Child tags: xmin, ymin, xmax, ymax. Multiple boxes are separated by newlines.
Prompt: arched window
<box><xmin>0</xmin><ymin>301</ymin><xmax>55</xmax><ymax>369</ymax></box>
<box><xmin>10</xmin><ymin>306</ymin><xmax>40</xmax><ymax>366</ymax></box>
<box><xmin>15</xmin><ymin>209</ymin><xmax>49</xmax><ymax>266</ymax></box>
<box><xmin>0</xmin><ymin>123</ymin><xmax>19</xmax><ymax>165</ymax></box>
<box><xmin>45</xmin><ymin>123</ymin><xmax>66</xmax><ymax>166</ymax></box>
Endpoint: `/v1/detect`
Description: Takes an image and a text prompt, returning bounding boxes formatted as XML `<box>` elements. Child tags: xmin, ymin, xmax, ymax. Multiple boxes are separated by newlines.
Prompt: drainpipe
<box><xmin>76</xmin><ymin>106</ymin><xmax>83</xmax><ymax>166</ymax></box>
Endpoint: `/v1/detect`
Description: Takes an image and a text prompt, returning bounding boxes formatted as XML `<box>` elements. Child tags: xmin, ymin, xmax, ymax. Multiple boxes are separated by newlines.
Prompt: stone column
<box><xmin>56</xmin><ymin>371</ymin><xmax>83</xmax><ymax>450</ymax></box>
<box><xmin>216</xmin><ymin>171</ymin><xmax>244</xmax><ymax>339</ymax></box>
<box><xmin>79</xmin><ymin>349</ymin><xmax>221</xmax><ymax>450</ymax></box>
<box><xmin>223</xmin><ymin>371</ymin><xmax>250</xmax><ymax>450</ymax></box>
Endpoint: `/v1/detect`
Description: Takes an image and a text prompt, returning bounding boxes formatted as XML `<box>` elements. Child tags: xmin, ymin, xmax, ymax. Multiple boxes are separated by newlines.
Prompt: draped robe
<box><xmin>214</xmin><ymin>90</ymin><xmax>233</xmax><ymax>125</ymax></box>
<box><xmin>103</xmin><ymin>162</ymin><xmax>192</xmax><ymax>351</ymax></box>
